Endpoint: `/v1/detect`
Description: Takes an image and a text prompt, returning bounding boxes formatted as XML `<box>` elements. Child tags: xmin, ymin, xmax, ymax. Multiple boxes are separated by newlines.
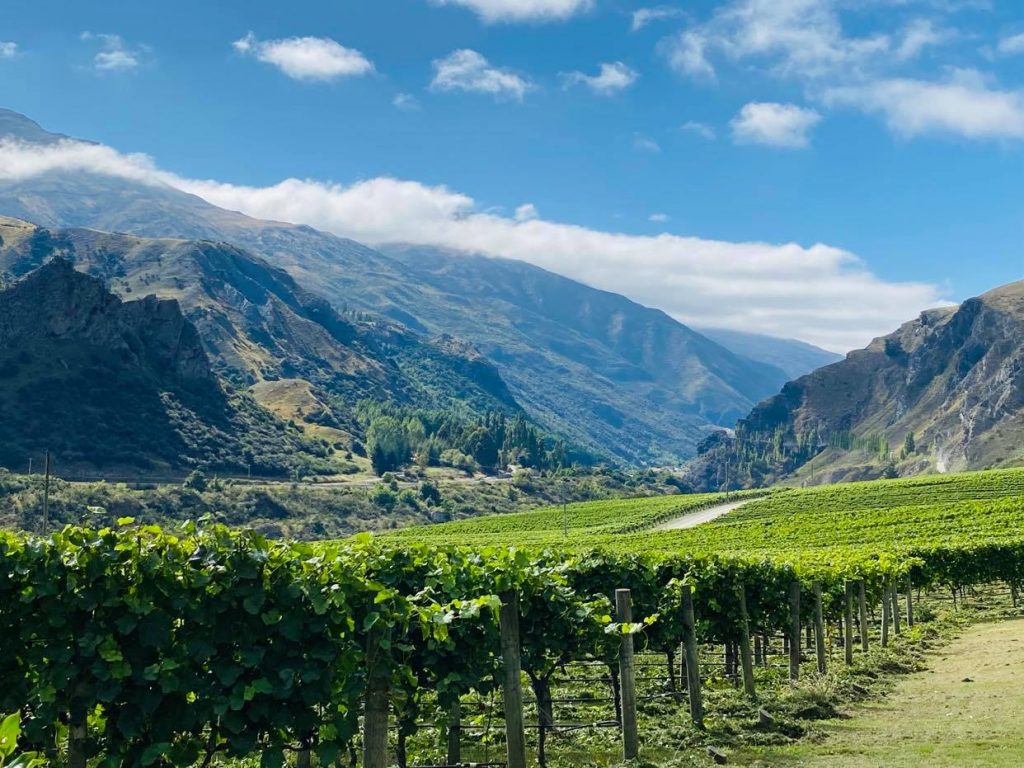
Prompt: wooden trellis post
<box><xmin>616</xmin><ymin>589</ymin><xmax>640</xmax><ymax>761</ymax></box>
<box><xmin>363</xmin><ymin>624</ymin><xmax>390</xmax><ymax>768</ymax></box>
<box><xmin>906</xmin><ymin>577</ymin><xmax>915</xmax><ymax>627</ymax></box>
<box><xmin>446</xmin><ymin>698</ymin><xmax>461</xmax><ymax>766</ymax></box>
<box><xmin>789</xmin><ymin>582</ymin><xmax>801</xmax><ymax>684</ymax></box>
<box><xmin>499</xmin><ymin>591</ymin><xmax>527</xmax><ymax>768</ymax></box>
<box><xmin>813</xmin><ymin>582</ymin><xmax>827</xmax><ymax>674</ymax></box>
<box><xmin>680</xmin><ymin>584</ymin><xmax>704</xmax><ymax>729</ymax></box>
<box><xmin>858</xmin><ymin>580</ymin><xmax>869</xmax><ymax>653</ymax></box>
<box><xmin>737</xmin><ymin>584</ymin><xmax>756</xmax><ymax>697</ymax></box>
<box><xmin>843</xmin><ymin>582</ymin><xmax>854</xmax><ymax>665</ymax></box>
<box><xmin>881</xmin><ymin>582</ymin><xmax>891</xmax><ymax>647</ymax></box>
<box><xmin>892</xmin><ymin>585</ymin><xmax>902</xmax><ymax>635</ymax></box>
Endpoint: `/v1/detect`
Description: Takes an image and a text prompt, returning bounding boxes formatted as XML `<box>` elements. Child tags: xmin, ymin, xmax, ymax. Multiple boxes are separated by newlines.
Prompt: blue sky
<box><xmin>1</xmin><ymin>0</ymin><xmax>1023</xmax><ymax>350</ymax></box>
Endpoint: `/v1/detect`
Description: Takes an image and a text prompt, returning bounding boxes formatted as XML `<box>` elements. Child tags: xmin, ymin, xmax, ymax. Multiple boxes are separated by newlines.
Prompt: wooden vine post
<box><xmin>905</xmin><ymin>577</ymin><xmax>915</xmax><ymax>627</ymax></box>
<box><xmin>843</xmin><ymin>582</ymin><xmax>854</xmax><ymax>666</ymax></box>
<box><xmin>68</xmin><ymin>698</ymin><xmax>87</xmax><ymax>768</ymax></box>
<box><xmin>892</xmin><ymin>585</ymin><xmax>902</xmax><ymax>635</ymax></box>
<box><xmin>858</xmin><ymin>580</ymin><xmax>869</xmax><ymax>653</ymax></box>
<box><xmin>881</xmin><ymin>581</ymin><xmax>891</xmax><ymax>647</ymax></box>
<box><xmin>499</xmin><ymin>590</ymin><xmax>527</xmax><ymax>768</ymax></box>
<box><xmin>616</xmin><ymin>589</ymin><xmax>640</xmax><ymax>761</ymax></box>
<box><xmin>680</xmin><ymin>584</ymin><xmax>704</xmax><ymax>729</ymax></box>
<box><xmin>813</xmin><ymin>582</ymin><xmax>827</xmax><ymax>674</ymax></box>
<box><xmin>446</xmin><ymin>698</ymin><xmax>461</xmax><ymax>766</ymax></box>
<box><xmin>788</xmin><ymin>582</ymin><xmax>801</xmax><ymax>684</ymax></box>
<box><xmin>363</xmin><ymin>623</ymin><xmax>390</xmax><ymax>768</ymax></box>
<box><xmin>737</xmin><ymin>584</ymin><xmax>756</xmax><ymax>697</ymax></box>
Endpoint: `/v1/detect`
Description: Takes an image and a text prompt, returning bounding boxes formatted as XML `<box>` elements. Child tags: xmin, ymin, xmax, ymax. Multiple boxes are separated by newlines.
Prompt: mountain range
<box><xmin>689</xmin><ymin>281</ymin><xmax>1024</xmax><ymax>488</ymax></box>
<box><xmin>0</xmin><ymin>108</ymin><xmax>837</xmax><ymax>466</ymax></box>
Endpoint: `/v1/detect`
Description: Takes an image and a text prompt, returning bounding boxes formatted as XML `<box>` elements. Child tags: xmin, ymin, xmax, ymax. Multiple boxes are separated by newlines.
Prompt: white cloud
<box><xmin>631</xmin><ymin>7</ymin><xmax>684</xmax><ymax>32</ymax></box>
<box><xmin>660</xmin><ymin>30</ymin><xmax>716</xmax><ymax>81</ymax></box>
<box><xmin>430</xmin><ymin>49</ymin><xmax>531</xmax><ymax>100</ymax></box>
<box><xmin>681</xmin><ymin>120</ymin><xmax>716</xmax><ymax>140</ymax></box>
<box><xmin>0</xmin><ymin>42</ymin><xmax>16</xmax><ymax>59</ymax></box>
<box><xmin>649</xmin><ymin>212</ymin><xmax>670</xmax><ymax>222</ymax></box>
<box><xmin>232</xmin><ymin>32</ymin><xmax>373</xmax><ymax>81</ymax></box>
<box><xmin>996</xmin><ymin>32</ymin><xmax>1024</xmax><ymax>56</ymax></box>
<box><xmin>561</xmin><ymin>62</ymin><xmax>638</xmax><ymax>94</ymax></box>
<box><xmin>393</xmin><ymin>92</ymin><xmax>420</xmax><ymax>111</ymax></box>
<box><xmin>430</xmin><ymin>0</ymin><xmax>592</xmax><ymax>23</ymax></box>
<box><xmin>661</xmin><ymin>0</ymin><xmax>894</xmax><ymax>83</ymax></box>
<box><xmin>514</xmin><ymin>203</ymin><xmax>539</xmax><ymax>221</ymax></box>
<box><xmin>633</xmin><ymin>135</ymin><xmax>662</xmax><ymax>153</ymax></box>
<box><xmin>824</xmin><ymin>69</ymin><xmax>1024</xmax><ymax>140</ymax></box>
<box><xmin>0</xmin><ymin>136</ymin><xmax>947</xmax><ymax>351</ymax></box>
<box><xmin>731</xmin><ymin>102</ymin><xmax>822</xmax><ymax>148</ymax></box>
<box><xmin>895</xmin><ymin>19</ymin><xmax>952</xmax><ymax>60</ymax></box>
<box><xmin>81</xmin><ymin>32</ymin><xmax>145</xmax><ymax>73</ymax></box>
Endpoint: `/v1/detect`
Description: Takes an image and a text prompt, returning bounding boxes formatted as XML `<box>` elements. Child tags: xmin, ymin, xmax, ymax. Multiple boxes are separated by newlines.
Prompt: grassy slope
<box><xmin>733</xmin><ymin>619</ymin><xmax>1024</xmax><ymax>767</ymax></box>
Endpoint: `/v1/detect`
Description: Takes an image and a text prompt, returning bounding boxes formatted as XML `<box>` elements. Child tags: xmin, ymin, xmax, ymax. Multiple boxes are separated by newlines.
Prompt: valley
<box><xmin>1</xmin><ymin>29</ymin><xmax>1023</xmax><ymax>768</ymax></box>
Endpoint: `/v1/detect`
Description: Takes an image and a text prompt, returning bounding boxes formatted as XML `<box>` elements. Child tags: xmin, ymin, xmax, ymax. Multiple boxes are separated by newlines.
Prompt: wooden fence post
<box><xmin>892</xmin><ymin>585</ymin><xmax>901</xmax><ymax>635</ymax></box>
<box><xmin>813</xmin><ymin>582</ymin><xmax>826</xmax><ymax>674</ymax></box>
<box><xmin>906</xmin><ymin>578</ymin><xmax>915</xmax><ymax>627</ymax></box>
<box><xmin>363</xmin><ymin>624</ymin><xmax>390</xmax><ymax>768</ymax></box>
<box><xmin>843</xmin><ymin>582</ymin><xmax>854</xmax><ymax>666</ymax></box>
<box><xmin>789</xmin><ymin>582</ymin><xmax>801</xmax><ymax>685</ymax></box>
<box><xmin>858</xmin><ymin>580</ymin><xmax>869</xmax><ymax>653</ymax></box>
<box><xmin>499</xmin><ymin>590</ymin><xmax>527</xmax><ymax>768</ymax></box>
<box><xmin>446</xmin><ymin>698</ymin><xmax>461</xmax><ymax>766</ymax></box>
<box><xmin>881</xmin><ymin>582</ymin><xmax>890</xmax><ymax>648</ymax></box>
<box><xmin>737</xmin><ymin>585</ymin><xmax>756</xmax><ymax>697</ymax></box>
<box><xmin>680</xmin><ymin>584</ymin><xmax>704</xmax><ymax>729</ymax></box>
<box><xmin>616</xmin><ymin>589</ymin><xmax>639</xmax><ymax>761</ymax></box>
<box><xmin>68</xmin><ymin>700</ymin><xmax>87</xmax><ymax>768</ymax></box>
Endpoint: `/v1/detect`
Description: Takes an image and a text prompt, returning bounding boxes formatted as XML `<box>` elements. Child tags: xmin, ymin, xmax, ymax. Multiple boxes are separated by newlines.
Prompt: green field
<box><xmin>7</xmin><ymin>467</ymin><xmax>1024</xmax><ymax>767</ymax></box>
<box><xmin>398</xmin><ymin>467</ymin><xmax>1024</xmax><ymax>566</ymax></box>
<box><xmin>387</xmin><ymin>490</ymin><xmax>762</xmax><ymax>545</ymax></box>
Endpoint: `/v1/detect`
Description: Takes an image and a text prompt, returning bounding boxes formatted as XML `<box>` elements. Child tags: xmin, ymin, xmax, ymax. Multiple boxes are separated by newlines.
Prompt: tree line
<box><xmin>356</xmin><ymin>402</ymin><xmax>571</xmax><ymax>476</ymax></box>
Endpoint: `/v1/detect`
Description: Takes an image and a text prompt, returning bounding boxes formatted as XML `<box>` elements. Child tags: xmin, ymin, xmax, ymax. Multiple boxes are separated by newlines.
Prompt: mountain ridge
<box><xmin>0</xmin><ymin>108</ymin><xmax>824</xmax><ymax>463</ymax></box>
<box><xmin>0</xmin><ymin>254</ymin><xmax>333</xmax><ymax>475</ymax></box>
<box><xmin>687</xmin><ymin>280</ymin><xmax>1024</xmax><ymax>489</ymax></box>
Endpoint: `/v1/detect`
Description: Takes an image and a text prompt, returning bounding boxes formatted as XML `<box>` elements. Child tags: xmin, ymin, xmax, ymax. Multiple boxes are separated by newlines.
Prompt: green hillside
<box><xmin>397</xmin><ymin>466</ymin><xmax>1024</xmax><ymax>561</ymax></box>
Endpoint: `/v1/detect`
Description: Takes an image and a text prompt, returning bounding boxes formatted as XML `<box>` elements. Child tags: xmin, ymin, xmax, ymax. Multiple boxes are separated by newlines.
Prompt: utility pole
<box><xmin>28</xmin><ymin>457</ymin><xmax>32</xmax><ymax>475</ymax></box>
<box><xmin>42</xmin><ymin>450</ymin><xmax>51</xmax><ymax>535</ymax></box>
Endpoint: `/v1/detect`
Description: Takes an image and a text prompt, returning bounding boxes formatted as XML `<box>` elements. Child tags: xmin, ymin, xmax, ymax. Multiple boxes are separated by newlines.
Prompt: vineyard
<box><xmin>3</xmin><ymin>468</ymin><xmax>1024</xmax><ymax>766</ymax></box>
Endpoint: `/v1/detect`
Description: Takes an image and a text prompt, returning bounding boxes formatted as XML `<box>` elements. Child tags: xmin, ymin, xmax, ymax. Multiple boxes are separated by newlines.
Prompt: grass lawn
<box><xmin>731</xmin><ymin>618</ymin><xmax>1024</xmax><ymax>767</ymax></box>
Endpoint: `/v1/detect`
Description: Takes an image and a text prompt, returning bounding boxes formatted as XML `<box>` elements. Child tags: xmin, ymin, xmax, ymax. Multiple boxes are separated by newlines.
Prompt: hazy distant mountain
<box><xmin>0</xmin><ymin>109</ymin><xmax>794</xmax><ymax>463</ymax></box>
<box><xmin>697</xmin><ymin>328</ymin><xmax>842</xmax><ymax>380</ymax></box>
<box><xmin>689</xmin><ymin>282</ymin><xmax>1024</xmax><ymax>489</ymax></box>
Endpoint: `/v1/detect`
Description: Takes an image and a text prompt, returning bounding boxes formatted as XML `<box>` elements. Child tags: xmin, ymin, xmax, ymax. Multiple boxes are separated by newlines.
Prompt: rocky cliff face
<box><xmin>688</xmin><ymin>281</ymin><xmax>1024</xmax><ymax>489</ymax></box>
<box><xmin>0</xmin><ymin>257</ymin><xmax>330</xmax><ymax>475</ymax></box>
<box><xmin>0</xmin><ymin>258</ymin><xmax>213</xmax><ymax>386</ymax></box>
